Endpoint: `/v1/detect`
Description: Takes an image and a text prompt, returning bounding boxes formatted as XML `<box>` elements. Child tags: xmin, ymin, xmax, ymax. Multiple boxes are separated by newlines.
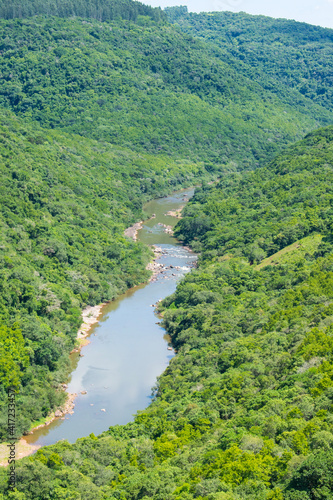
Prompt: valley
<box><xmin>0</xmin><ymin>1</ymin><xmax>333</xmax><ymax>498</ymax></box>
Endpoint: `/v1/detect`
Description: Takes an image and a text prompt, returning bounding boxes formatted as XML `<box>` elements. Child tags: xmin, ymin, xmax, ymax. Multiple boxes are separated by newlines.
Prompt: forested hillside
<box><xmin>0</xmin><ymin>14</ymin><xmax>332</xmax><ymax>169</ymax></box>
<box><xmin>0</xmin><ymin>0</ymin><xmax>166</xmax><ymax>23</ymax></box>
<box><xmin>0</xmin><ymin>108</ymin><xmax>208</xmax><ymax>438</ymax></box>
<box><xmin>3</xmin><ymin>125</ymin><xmax>333</xmax><ymax>499</ymax></box>
<box><xmin>175</xmin><ymin>125</ymin><xmax>333</xmax><ymax>258</ymax></box>
<box><xmin>1</xmin><ymin>1</ymin><xmax>333</xmax><ymax>497</ymax></box>
<box><xmin>166</xmin><ymin>8</ymin><xmax>333</xmax><ymax>115</ymax></box>
<box><xmin>3</xmin><ymin>0</ymin><xmax>333</xmax><ymax>441</ymax></box>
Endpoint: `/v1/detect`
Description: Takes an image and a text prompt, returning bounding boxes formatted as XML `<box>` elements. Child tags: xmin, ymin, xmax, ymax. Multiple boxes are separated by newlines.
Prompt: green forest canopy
<box><xmin>0</xmin><ymin>0</ymin><xmax>166</xmax><ymax>22</ymax></box>
<box><xmin>2</xmin><ymin>121</ymin><xmax>333</xmax><ymax>500</ymax></box>
<box><xmin>166</xmin><ymin>8</ymin><xmax>333</xmax><ymax>114</ymax></box>
<box><xmin>0</xmin><ymin>14</ymin><xmax>332</xmax><ymax>170</ymax></box>
<box><xmin>0</xmin><ymin>107</ymin><xmax>210</xmax><ymax>438</ymax></box>
<box><xmin>0</xmin><ymin>2</ymin><xmax>333</xmax><ymax>498</ymax></box>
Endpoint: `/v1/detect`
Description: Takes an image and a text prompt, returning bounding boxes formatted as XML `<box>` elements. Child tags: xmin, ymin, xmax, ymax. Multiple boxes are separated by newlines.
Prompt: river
<box><xmin>25</xmin><ymin>187</ymin><xmax>196</xmax><ymax>447</ymax></box>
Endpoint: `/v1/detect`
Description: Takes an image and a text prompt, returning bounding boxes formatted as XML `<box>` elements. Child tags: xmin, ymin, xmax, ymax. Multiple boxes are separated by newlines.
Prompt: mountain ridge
<box><xmin>0</xmin><ymin>3</ymin><xmax>333</xmax><ymax>497</ymax></box>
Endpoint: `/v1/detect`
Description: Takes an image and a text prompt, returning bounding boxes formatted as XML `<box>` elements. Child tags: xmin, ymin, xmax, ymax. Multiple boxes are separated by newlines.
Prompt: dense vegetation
<box><xmin>166</xmin><ymin>8</ymin><xmax>333</xmax><ymax>115</ymax></box>
<box><xmin>0</xmin><ymin>14</ymin><xmax>332</xmax><ymax>170</ymax></box>
<box><xmin>1</xmin><ymin>1</ymin><xmax>333</xmax><ymax>497</ymax></box>
<box><xmin>0</xmin><ymin>107</ymin><xmax>210</xmax><ymax>438</ymax></box>
<box><xmin>0</xmin><ymin>0</ymin><xmax>166</xmax><ymax>23</ymax></box>
<box><xmin>3</xmin><ymin>124</ymin><xmax>333</xmax><ymax>499</ymax></box>
<box><xmin>3</xmin><ymin>0</ymin><xmax>332</xmax><ymax>441</ymax></box>
<box><xmin>175</xmin><ymin>125</ymin><xmax>333</xmax><ymax>259</ymax></box>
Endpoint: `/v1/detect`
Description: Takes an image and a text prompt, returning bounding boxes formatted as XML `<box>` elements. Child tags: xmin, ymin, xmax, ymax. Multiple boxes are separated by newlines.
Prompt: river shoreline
<box><xmin>21</xmin><ymin>238</ymin><xmax>161</xmax><ymax>451</ymax></box>
<box><xmin>6</xmin><ymin>186</ymin><xmax>196</xmax><ymax>461</ymax></box>
<box><xmin>124</xmin><ymin>220</ymin><xmax>143</xmax><ymax>241</ymax></box>
<box><xmin>40</xmin><ymin>304</ymin><xmax>108</xmax><ymax>424</ymax></box>
<box><xmin>1</xmin><ymin>304</ymin><xmax>110</xmax><ymax>462</ymax></box>
<box><xmin>9</xmin><ymin>239</ymin><xmax>165</xmax><ymax>460</ymax></box>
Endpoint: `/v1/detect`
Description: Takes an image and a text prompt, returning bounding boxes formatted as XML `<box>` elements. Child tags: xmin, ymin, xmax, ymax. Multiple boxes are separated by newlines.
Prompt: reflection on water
<box><xmin>25</xmin><ymin>188</ymin><xmax>196</xmax><ymax>447</ymax></box>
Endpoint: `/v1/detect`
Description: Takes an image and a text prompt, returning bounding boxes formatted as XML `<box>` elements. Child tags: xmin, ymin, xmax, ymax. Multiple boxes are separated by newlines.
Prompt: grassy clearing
<box><xmin>255</xmin><ymin>233</ymin><xmax>323</xmax><ymax>271</ymax></box>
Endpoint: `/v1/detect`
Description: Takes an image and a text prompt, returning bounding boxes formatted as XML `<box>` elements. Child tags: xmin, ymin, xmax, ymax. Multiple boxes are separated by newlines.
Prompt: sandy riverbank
<box><xmin>165</xmin><ymin>206</ymin><xmax>184</xmax><ymax>218</ymax></box>
<box><xmin>0</xmin><ymin>438</ymin><xmax>40</xmax><ymax>466</ymax></box>
<box><xmin>124</xmin><ymin>221</ymin><xmax>143</xmax><ymax>241</ymax></box>
<box><xmin>72</xmin><ymin>303</ymin><xmax>108</xmax><ymax>351</ymax></box>
<box><xmin>3</xmin><ymin>302</ymin><xmax>108</xmax><ymax>462</ymax></box>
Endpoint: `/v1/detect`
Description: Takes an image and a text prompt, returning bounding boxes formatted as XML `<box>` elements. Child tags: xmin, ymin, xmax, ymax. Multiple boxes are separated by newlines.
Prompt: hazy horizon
<box><xmin>145</xmin><ymin>0</ymin><xmax>333</xmax><ymax>29</ymax></box>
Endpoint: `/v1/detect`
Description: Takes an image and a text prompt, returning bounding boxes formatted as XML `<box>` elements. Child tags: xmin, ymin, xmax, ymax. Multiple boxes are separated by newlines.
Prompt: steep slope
<box><xmin>166</xmin><ymin>8</ymin><xmax>333</xmax><ymax>116</ymax></box>
<box><xmin>0</xmin><ymin>108</ymin><xmax>207</xmax><ymax>438</ymax></box>
<box><xmin>0</xmin><ymin>14</ymin><xmax>331</xmax><ymax>170</ymax></box>
<box><xmin>3</xmin><ymin>126</ymin><xmax>333</xmax><ymax>499</ymax></box>
<box><xmin>2</xmin><ymin>0</ymin><xmax>333</xmax><ymax>442</ymax></box>
<box><xmin>175</xmin><ymin>125</ymin><xmax>333</xmax><ymax>258</ymax></box>
<box><xmin>1</xmin><ymin>3</ymin><xmax>333</xmax><ymax>495</ymax></box>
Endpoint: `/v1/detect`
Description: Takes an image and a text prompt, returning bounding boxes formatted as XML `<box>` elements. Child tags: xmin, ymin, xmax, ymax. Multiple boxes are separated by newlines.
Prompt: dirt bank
<box><xmin>124</xmin><ymin>221</ymin><xmax>143</xmax><ymax>241</ymax></box>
